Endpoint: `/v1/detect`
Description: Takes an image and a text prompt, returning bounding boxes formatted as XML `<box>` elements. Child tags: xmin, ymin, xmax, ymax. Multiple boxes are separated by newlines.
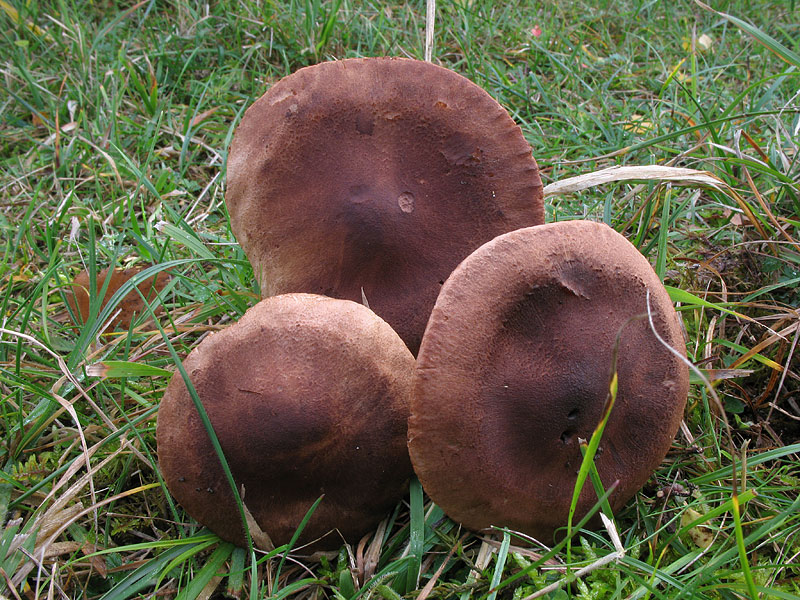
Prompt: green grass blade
<box><xmin>694</xmin><ymin>0</ymin><xmax>800</xmax><ymax>67</ymax></box>
<box><xmin>731</xmin><ymin>494</ymin><xmax>758</xmax><ymax>600</ymax></box>
<box><xmin>272</xmin><ymin>495</ymin><xmax>324</xmax><ymax>594</ymax></box>
<box><xmin>99</xmin><ymin>542</ymin><xmax>207</xmax><ymax>600</ymax></box>
<box><xmin>486</xmin><ymin>531</ymin><xmax>510</xmax><ymax>600</ymax></box>
<box><xmin>741</xmin><ymin>275</ymin><xmax>800</xmax><ymax>302</ymax></box>
<box><xmin>655</xmin><ymin>187</ymin><xmax>671</xmax><ymax>281</ymax></box>
<box><xmin>315</xmin><ymin>0</ymin><xmax>343</xmax><ymax>52</ymax></box>
<box><xmin>578</xmin><ymin>444</ymin><xmax>614</xmax><ymax>519</ymax></box>
<box><xmin>690</xmin><ymin>443</ymin><xmax>800</xmax><ymax>485</ymax></box>
<box><xmin>273</xmin><ymin>578</ymin><xmax>326</xmax><ymax>600</ymax></box>
<box><xmin>87</xmin><ymin>360</ymin><xmax>171</xmax><ymax>378</ymax></box>
<box><xmin>404</xmin><ymin>477</ymin><xmax>425</xmax><ymax>593</ymax></box>
<box><xmin>666</xmin><ymin>286</ymin><xmax>752</xmax><ymax>321</ymax></box>
<box><xmin>174</xmin><ymin>542</ymin><xmax>234</xmax><ymax>600</ymax></box>
<box><xmin>567</xmin><ymin>369</ymin><xmax>617</xmax><ymax>551</ymax></box>
<box><xmin>226</xmin><ymin>546</ymin><xmax>247</xmax><ymax>598</ymax></box>
<box><xmin>156</xmin><ymin>222</ymin><xmax>216</xmax><ymax>260</ymax></box>
<box><xmin>142</xmin><ymin>293</ymin><xmax>260</xmax><ymax>597</ymax></box>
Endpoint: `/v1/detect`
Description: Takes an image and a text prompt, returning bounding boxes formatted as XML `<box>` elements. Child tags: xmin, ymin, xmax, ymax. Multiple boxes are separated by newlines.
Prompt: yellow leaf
<box><xmin>0</xmin><ymin>0</ymin><xmax>51</xmax><ymax>38</ymax></box>
<box><xmin>0</xmin><ymin>0</ymin><xmax>20</xmax><ymax>23</ymax></box>
<box><xmin>623</xmin><ymin>114</ymin><xmax>654</xmax><ymax>134</ymax></box>
<box><xmin>10</xmin><ymin>272</ymin><xmax>31</xmax><ymax>284</ymax></box>
<box><xmin>681</xmin><ymin>33</ymin><xmax>714</xmax><ymax>53</ymax></box>
<box><xmin>681</xmin><ymin>507</ymin><xmax>714</xmax><ymax>549</ymax></box>
<box><xmin>32</xmin><ymin>111</ymin><xmax>50</xmax><ymax>127</ymax></box>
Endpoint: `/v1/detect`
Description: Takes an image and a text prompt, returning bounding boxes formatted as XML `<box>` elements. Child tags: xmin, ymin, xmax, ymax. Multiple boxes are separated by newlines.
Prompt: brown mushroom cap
<box><xmin>408</xmin><ymin>220</ymin><xmax>689</xmax><ymax>541</ymax></box>
<box><xmin>157</xmin><ymin>293</ymin><xmax>415</xmax><ymax>549</ymax></box>
<box><xmin>67</xmin><ymin>266</ymin><xmax>170</xmax><ymax>330</ymax></box>
<box><xmin>226</xmin><ymin>57</ymin><xmax>544</xmax><ymax>353</ymax></box>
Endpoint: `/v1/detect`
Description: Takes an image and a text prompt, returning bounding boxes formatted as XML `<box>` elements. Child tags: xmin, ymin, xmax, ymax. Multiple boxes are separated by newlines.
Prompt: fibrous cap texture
<box><xmin>157</xmin><ymin>293</ymin><xmax>416</xmax><ymax>549</ymax></box>
<box><xmin>226</xmin><ymin>57</ymin><xmax>544</xmax><ymax>353</ymax></box>
<box><xmin>409</xmin><ymin>220</ymin><xmax>689</xmax><ymax>541</ymax></box>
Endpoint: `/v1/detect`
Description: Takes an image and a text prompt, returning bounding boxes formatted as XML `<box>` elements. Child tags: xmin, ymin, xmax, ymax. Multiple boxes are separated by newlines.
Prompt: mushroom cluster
<box><xmin>156</xmin><ymin>57</ymin><xmax>689</xmax><ymax>550</ymax></box>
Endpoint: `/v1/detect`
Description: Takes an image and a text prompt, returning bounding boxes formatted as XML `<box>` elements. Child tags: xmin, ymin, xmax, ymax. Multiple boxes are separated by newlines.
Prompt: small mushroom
<box><xmin>157</xmin><ymin>293</ymin><xmax>415</xmax><ymax>549</ymax></box>
<box><xmin>67</xmin><ymin>266</ymin><xmax>170</xmax><ymax>330</ymax></box>
<box><xmin>226</xmin><ymin>57</ymin><xmax>544</xmax><ymax>353</ymax></box>
<box><xmin>408</xmin><ymin>220</ymin><xmax>689</xmax><ymax>541</ymax></box>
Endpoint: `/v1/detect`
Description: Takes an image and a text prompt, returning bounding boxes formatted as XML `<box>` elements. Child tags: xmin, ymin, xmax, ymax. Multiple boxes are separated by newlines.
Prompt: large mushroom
<box><xmin>157</xmin><ymin>293</ymin><xmax>415</xmax><ymax>550</ymax></box>
<box><xmin>408</xmin><ymin>220</ymin><xmax>689</xmax><ymax>541</ymax></box>
<box><xmin>226</xmin><ymin>57</ymin><xmax>543</xmax><ymax>353</ymax></box>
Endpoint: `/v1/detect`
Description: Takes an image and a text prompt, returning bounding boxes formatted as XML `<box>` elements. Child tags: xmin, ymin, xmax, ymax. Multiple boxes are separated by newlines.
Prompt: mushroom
<box><xmin>408</xmin><ymin>220</ymin><xmax>689</xmax><ymax>541</ymax></box>
<box><xmin>225</xmin><ymin>57</ymin><xmax>544</xmax><ymax>353</ymax></box>
<box><xmin>157</xmin><ymin>293</ymin><xmax>415</xmax><ymax>550</ymax></box>
<box><xmin>67</xmin><ymin>266</ymin><xmax>170</xmax><ymax>330</ymax></box>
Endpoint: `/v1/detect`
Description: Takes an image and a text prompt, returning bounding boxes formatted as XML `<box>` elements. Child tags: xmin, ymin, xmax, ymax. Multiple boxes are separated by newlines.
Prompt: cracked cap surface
<box><xmin>409</xmin><ymin>220</ymin><xmax>689</xmax><ymax>542</ymax></box>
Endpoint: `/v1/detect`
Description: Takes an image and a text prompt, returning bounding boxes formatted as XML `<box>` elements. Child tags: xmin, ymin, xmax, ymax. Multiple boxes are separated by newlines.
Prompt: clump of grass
<box><xmin>1</xmin><ymin>0</ymin><xmax>799</xmax><ymax>598</ymax></box>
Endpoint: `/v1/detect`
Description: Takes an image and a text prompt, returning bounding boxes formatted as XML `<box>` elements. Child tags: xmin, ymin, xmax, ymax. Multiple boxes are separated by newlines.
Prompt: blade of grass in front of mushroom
<box><xmin>577</xmin><ymin>445</ymin><xmax>614</xmax><ymax>521</ymax></box>
<box><xmin>271</xmin><ymin>495</ymin><xmax>324</xmax><ymax>594</ymax></box>
<box><xmin>140</xmin><ymin>292</ymin><xmax>260</xmax><ymax>600</ymax></box>
<box><xmin>565</xmin><ymin>344</ymin><xmax>618</xmax><ymax>566</ymax></box>
<box><xmin>402</xmin><ymin>477</ymin><xmax>425</xmax><ymax>593</ymax></box>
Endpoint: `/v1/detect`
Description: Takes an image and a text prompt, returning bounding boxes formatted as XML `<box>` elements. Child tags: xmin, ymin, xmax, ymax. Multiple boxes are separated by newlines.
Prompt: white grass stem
<box><xmin>425</xmin><ymin>0</ymin><xmax>435</xmax><ymax>62</ymax></box>
<box><xmin>521</xmin><ymin>515</ymin><xmax>625</xmax><ymax>600</ymax></box>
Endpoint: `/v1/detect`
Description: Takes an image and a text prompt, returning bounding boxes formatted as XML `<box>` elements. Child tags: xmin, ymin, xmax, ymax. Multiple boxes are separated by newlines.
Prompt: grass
<box><xmin>1</xmin><ymin>0</ymin><xmax>799</xmax><ymax>598</ymax></box>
